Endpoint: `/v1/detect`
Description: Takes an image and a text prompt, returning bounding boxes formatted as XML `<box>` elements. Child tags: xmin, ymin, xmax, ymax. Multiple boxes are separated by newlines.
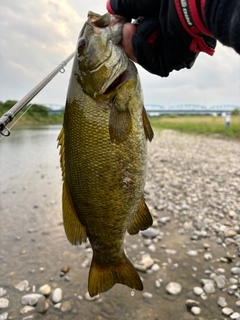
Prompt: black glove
<box><xmin>107</xmin><ymin>0</ymin><xmax>216</xmax><ymax>77</ymax></box>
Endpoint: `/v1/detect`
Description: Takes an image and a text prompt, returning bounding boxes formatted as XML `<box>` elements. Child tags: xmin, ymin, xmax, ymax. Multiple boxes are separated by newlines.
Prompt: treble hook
<box><xmin>0</xmin><ymin>127</ymin><xmax>11</xmax><ymax>137</ymax></box>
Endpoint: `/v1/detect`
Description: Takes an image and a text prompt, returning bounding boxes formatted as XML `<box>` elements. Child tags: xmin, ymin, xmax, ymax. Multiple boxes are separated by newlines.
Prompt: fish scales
<box><xmin>58</xmin><ymin>11</ymin><xmax>154</xmax><ymax>297</ymax></box>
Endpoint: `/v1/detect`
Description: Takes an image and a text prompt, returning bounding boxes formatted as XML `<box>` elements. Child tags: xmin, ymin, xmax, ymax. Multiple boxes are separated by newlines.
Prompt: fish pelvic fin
<box><xmin>109</xmin><ymin>102</ymin><xmax>132</xmax><ymax>144</ymax></box>
<box><xmin>57</xmin><ymin>127</ymin><xmax>65</xmax><ymax>180</ymax></box>
<box><xmin>142</xmin><ymin>107</ymin><xmax>154</xmax><ymax>142</ymax></box>
<box><xmin>88</xmin><ymin>252</ymin><xmax>143</xmax><ymax>297</ymax></box>
<box><xmin>127</xmin><ymin>197</ymin><xmax>153</xmax><ymax>235</ymax></box>
<box><xmin>62</xmin><ymin>180</ymin><xmax>87</xmax><ymax>245</ymax></box>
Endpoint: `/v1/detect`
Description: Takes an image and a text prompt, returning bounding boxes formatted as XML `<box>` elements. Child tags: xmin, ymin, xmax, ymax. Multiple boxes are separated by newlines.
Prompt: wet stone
<box><xmin>158</xmin><ymin>216</ymin><xmax>171</xmax><ymax>225</ymax></box>
<box><xmin>21</xmin><ymin>294</ymin><xmax>43</xmax><ymax>306</ymax></box>
<box><xmin>38</xmin><ymin>284</ymin><xmax>51</xmax><ymax>296</ymax></box>
<box><xmin>213</xmin><ymin>275</ymin><xmax>227</xmax><ymax>289</ymax></box>
<box><xmin>193</xmin><ymin>287</ymin><xmax>203</xmax><ymax>296</ymax></box>
<box><xmin>191</xmin><ymin>306</ymin><xmax>201</xmax><ymax>315</ymax></box>
<box><xmin>217</xmin><ymin>296</ymin><xmax>227</xmax><ymax>308</ymax></box>
<box><xmin>222</xmin><ymin>307</ymin><xmax>234</xmax><ymax>316</ymax></box>
<box><xmin>142</xmin><ymin>292</ymin><xmax>153</xmax><ymax>299</ymax></box>
<box><xmin>165</xmin><ymin>282</ymin><xmax>182</xmax><ymax>295</ymax></box>
<box><xmin>51</xmin><ymin>288</ymin><xmax>62</xmax><ymax>304</ymax></box>
<box><xmin>230</xmin><ymin>312</ymin><xmax>240</xmax><ymax>319</ymax></box>
<box><xmin>35</xmin><ymin>296</ymin><xmax>49</xmax><ymax>313</ymax></box>
<box><xmin>0</xmin><ymin>298</ymin><xmax>9</xmax><ymax>308</ymax></box>
<box><xmin>231</xmin><ymin>267</ymin><xmax>240</xmax><ymax>275</ymax></box>
<box><xmin>203</xmin><ymin>281</ymin><xmax>215</xmax><ymax>294</ymax></box>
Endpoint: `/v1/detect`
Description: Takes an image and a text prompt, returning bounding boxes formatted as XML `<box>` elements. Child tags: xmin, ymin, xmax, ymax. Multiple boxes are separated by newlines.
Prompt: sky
<box><xmin>0</xmin><ymin>0</ymin><xmax>240</xmax><ymax>108</ymax></box>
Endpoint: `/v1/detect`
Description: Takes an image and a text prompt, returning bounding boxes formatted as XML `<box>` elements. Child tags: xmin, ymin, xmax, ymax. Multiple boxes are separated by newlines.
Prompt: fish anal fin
<box><xmin>57</xmin><ymin>127</ymin><xmax>65</xmax><ymax>180</ymax></box>
<box><xmin>88</xmin><ymin>252</ymin><xmax>143</xmax><ymax>297</ymax></box>
<box><xmin>128</xmin><ymin>197</ymin><xmax>153</xmax><ymax>235</ymax></box>
<box><xmin>109</xmin><ymin>102</ymin><xmax>132</xmax><ymax>144</ymax></box>
<box><xmin>62</xmin><ymin>180</ymin><xmax>87</xmax><ymax>245</ymax></box>
<box><xmin>142</xmin><ymin>107</ymin><xmax>154</xmax><ymax>142</ymax></box>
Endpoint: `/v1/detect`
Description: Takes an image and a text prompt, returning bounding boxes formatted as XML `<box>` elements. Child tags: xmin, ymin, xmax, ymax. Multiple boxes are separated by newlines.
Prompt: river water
<box><xmin>0</xmin><ymin>126</ymin><xmax>237</xmax><ymax>320</ymax></box>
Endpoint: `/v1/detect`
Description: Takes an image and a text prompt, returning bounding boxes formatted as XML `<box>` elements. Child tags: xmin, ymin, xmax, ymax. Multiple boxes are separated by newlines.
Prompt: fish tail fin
<box><xmin>88</xmin><ymin>252</ymin><xmax>143</xmax><ymax>297</ymax></box>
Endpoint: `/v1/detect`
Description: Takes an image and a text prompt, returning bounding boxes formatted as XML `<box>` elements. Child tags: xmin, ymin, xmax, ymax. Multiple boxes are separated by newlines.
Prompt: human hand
<box><xmin>107</xmin><ymin>0</ymin><xmax>216</xmax><ymax>77</ymax></box>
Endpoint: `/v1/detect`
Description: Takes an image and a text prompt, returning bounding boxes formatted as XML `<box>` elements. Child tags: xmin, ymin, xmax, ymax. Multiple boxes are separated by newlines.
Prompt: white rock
<box><xmin>21</xmin><ymin>294</ymin><xmax>43</xmax><ymax>306</ymax></box>
<box><xmin>204</xmin><ymin>253</ymin><xmax>213</xmax><ymax>261</ymax></box>
<box><xmin>38</xmin><ymin>284</ymin><xmax>51</xmax><ymax>296</ymax></box>
<box><xmin>84</xmin><ymin>291</ymin><xmax>100</xmax><ymax>301</ymax></box>
<box><xmin>51</xmin><ymin>288</ymin><xmax>62</xmax><ymax>303</ymax></box>
<box><xmin>165</xmin><ymin>249</ymin><xmax>177</xmax><ymax>255</ymax></box>
<box><xmin>142</xmin><ymin>292</ymin><xmax>153</xmax><ymax>299</ymax></box>
<box><xmin>138</xmin><ymin>254</ymin><xmax>154</xmax><ymax>269</ymax></box>
<box><xmin>191</xmin><ymin>306</ymin><xmax>201</xmax><ymax>315</ymax></box>
<box><xmin>193</xmin><ymin>287</ymin><xmax>203</xmax><ymax>296</ymax></box>
<box><xmin>217</xmin><ymin>296</ymin><xmax>227</xmax><ymax>308</ymax></box>
<box><xmin>165</xmin><ymin>282</ymin><xmax>182</xmax><ymax>295</ymax></box>
<box><xmin>203</xmin><ymin>281</ymin><xmax>215</xmax><ymax>294</ymax></box>
<box><xmin>20</xmin><ymin>306</ymin><xmax>35</xmax><ymax>314</ymax></box>
<box><xmin>0</xmin><ymin>298</ymin><xmax>9</xmax><ymax>308</ymax></box>
<box><xmin>155</xmin><ymin>280</ymin><xmax>161</xmax><ymax>288</ymax></box>
<box><xmin>151</xmin><ymin>263</ymin><xmax>160</xmax><ymax>272</ymax></box>
<box><xmin>0</xmin><ymin>288</ymin><xmax>7</xmax><ymax>298</ymax></box>
<box><xmin>222</xmin><ymin>307</ymin><xmax>234</xmax><ymax>316</ymax></box>
<box><xmin>187</xmin><ymin>250</ymin><xmax>198</xmax><ymax>257</ymax></box>
<box><xmin>0</xmin><ymin>312</ymin><xmax>8</xmax><ymax>320</ymax></box>
<box><xmin>231</xmin><ymin>267</ymin><xmax>240</xmax><ymax>275</ymax></box>
<box><xmin>15</xmin><ymin>280</ymin><xmax>29</xmax><ymax>292</ymax></box>
<box><xmin>230</xmin><ymin>312</ymin><xmax>240</xmax><ymax>319</ymax></box>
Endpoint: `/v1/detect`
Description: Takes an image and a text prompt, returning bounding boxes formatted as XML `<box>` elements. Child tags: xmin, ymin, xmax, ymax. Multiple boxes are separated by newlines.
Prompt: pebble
<box><xmin>142</xmin><ymin>292</ymin><xmax>153</xmax><ymax>299</ymax></box>
<box><xmin>165</xmin><ymin>249</ymin><xmax>177</xmax><ymax>255</ymax></box>
<box><xmin>158</xmin><ymin>216</ymin><xmax>171</xmax><ymax>225</ymax></box>
<box><xmin>51</xmin><ymin>288</ymin><xmax>62</xmax><ymax>304</ymax></box>
<box><xmin>0</xmin><ymin>288</ymin><xmax>7</xmax><ymax>297</ymax></box>
<box><xmin>222</xmin><ymin>307</ymin><xmax>234</xmax><ymax>316</ymax></box>
<box><xmin>151</xmin><ymin>263</ymin><xmax>160</xmax><ymax>272</ymax></box>
<box><xmin>165</xmin><ymin>282</ymin><xmax>182</xmax><ymax>295</ymax></box>
<box><xmin>38</xmin><ymin>284</ymin><xmax>51</xmax><ymax>296</ymax></box>
<box><xmin>61</xmin><ymin>300</ymin><xmax>73</xmax><ymax>312</ymax></box>
<box><xmin>193</xmin><ymin>287</ymin><xmax>203</xmax><ymax>296</ymax></box>
<box><xmin>84</xmin><ymin>292</ymin><xmax>100</xmax><ymax>301</ymax></box>
<box><xmin>35</xmin><ymin>296</ymin><xmax>49</xmax><ymax>313</ymax></box>
<box><xmin>155</xmin><ymin>280</ymin><xmax>161</xmax><ymax>288</ymax></box>
<box><xmin>204</xmin><ymin>253</ymin><xmax>212</xmax><ymax>261</ymax></box>
<box><xmin>15</xmin><ymin>280</ymin><xmax>29</xmax><ymax>292</ymax></box>
<box><xmin>217</xmin><ymin>296</ymin><xmax>227</xmax><ymax>308</ymax></box>
<box><xmin>187</xmin><ymin>250</ymin><xmax>198</xmax><ymax>257</ymax></box>
<box><xmin>141</xmin><ymin>228</ymin><xmax>159</xmax><ymax>239</ymax></box>
<box><xmin>61</xmin><ymin>265</ymin><xmax>70</xmax><ymax>274</ymax></box>
<box><xmin>203</xmin><ymin>281</ymin><xmax>215</xmax><ymax>294</ymax></box>
<box><xmin>0</xmin><ymin>298</ymin><xmax>9</xmax><ymax>308</ymax></box>
<box><xmin>231</xmin><ymin>267</ymin><xmax>240</xmax><ymax>275</ymax></box>
<box><xmin>213</xmin><ymin>275</ymin><xmax>227</xmax><ymax>289</ymax></box>
<box><xmin>0</xmin><ymin>313</ymin><xmax>8</xmax><ymax>320</ymax></box>
<box><xmin>191</xmin><ymin>306</ymin><xmax>201</xmax><ymax>315</ymax></box>
<box><xmin>230</xmin><ymin>313</ymin><xmax>240</xmax><ymax>319</ymax></box>
<box><xmin>21</xmin><ymin>294</ymin><xmax>43</xmax><ymax>306</ymax></box>
<box><xmin>185</xmin><ymin>299</ymin><xmax>200</xmax><ymax>308</ymax></box>
<box><xmin>20</xmin><ymin>306</ymin><xmax>35</xmax><ymax>314</ymax></box>
<box><xmin>138</xmin><ymin>254</ymin><xmax>155</xmax><ymax>270</ymax></box>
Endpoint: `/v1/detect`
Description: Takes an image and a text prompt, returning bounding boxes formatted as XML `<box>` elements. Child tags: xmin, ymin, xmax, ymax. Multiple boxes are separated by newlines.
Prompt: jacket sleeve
<box><xmin>204</xmin><ymin>0</ymin><xmax>240</xmax><ymax>54</ymax></box>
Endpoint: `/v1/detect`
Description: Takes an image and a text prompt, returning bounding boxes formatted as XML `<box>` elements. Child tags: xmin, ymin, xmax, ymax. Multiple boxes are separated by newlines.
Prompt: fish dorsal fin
<box><xmin>57</xmin><ymin>127</ymin><xmax>65</xmax><ymax>180</ymax></box>
<box><xmin>142</xmin><ymin>107</ymin><xmax>154</xmax><ymax>142</ymax></box>
<box><xmin>62</xmin><ymin>180</ymin><xmax>87</xmax><ymax>245</ymax></box>
<box><xmin>127</xmin><ymin>197</ymin><xmax>153</xmax><ymax>235</ymax></box>
<box><xmin>109</xmin><ymin>101</ymin><xmax>132</xmax><ymax>144</ymax></box>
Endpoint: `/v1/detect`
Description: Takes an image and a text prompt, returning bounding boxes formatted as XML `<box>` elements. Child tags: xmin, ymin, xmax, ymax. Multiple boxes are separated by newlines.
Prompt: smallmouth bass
<box><xmin>58</xmin><ymin>11</ymin><xmax>154</xmax><ymax>297</ymax></box>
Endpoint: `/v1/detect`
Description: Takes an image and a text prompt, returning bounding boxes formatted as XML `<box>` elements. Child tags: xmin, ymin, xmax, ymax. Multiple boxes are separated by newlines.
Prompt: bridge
<box><xmin>145</xmin><ymin>104</ymin><xmax>240</xmax><ymax>115</ymax></box>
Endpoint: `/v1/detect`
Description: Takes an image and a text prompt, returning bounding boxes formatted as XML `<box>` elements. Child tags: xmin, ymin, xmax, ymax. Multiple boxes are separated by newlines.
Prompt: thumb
<box><xmin>121</xmin><ymin>23</ymin><xmax>137</xmax><ymax>61</ymax></box>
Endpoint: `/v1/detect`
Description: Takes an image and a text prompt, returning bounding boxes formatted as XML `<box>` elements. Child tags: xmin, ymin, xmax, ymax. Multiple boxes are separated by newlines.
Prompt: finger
<box><xmin>120</xmin><ymin>23</ymin><xmax>137</xmax><ymax>61</ymax></box>
<box><xmin>107</xmin><ymin>0</ymin><xmax>160</xmax><ymax>19</ymax></box>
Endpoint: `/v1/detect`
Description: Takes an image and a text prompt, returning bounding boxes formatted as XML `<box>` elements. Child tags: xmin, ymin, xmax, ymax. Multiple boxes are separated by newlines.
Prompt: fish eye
<box><xmin>78</xmin><ymin>37</ymin><xmax>87</xmax><ymax>50</ymax></box>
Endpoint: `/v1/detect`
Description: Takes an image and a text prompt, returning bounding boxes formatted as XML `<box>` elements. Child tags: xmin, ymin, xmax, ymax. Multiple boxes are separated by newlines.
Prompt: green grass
<box><xmin>150</xmin><ymin>115</ymin><xmax>240</xmax><ymax>139</ymax></box>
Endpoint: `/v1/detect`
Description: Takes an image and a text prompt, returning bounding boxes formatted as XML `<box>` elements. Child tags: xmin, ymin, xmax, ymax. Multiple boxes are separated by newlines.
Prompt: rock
<box><xmin>236</xmin><ymin>300</ymin><xmax>240</xmax><ymax>307</ymax></box>
<box><xmin>155</xmin><ymin>280</ymin><xmax>161</xmax><ymax>288</ymax></box>
<box><xmin>38</xmin><ymin>284</ymin><xmax>51</xmax><ymax>296</ymax></box>
<box><xmin>165</xmin><ymin>282</ymin><xmax>182</xmax><ymax>295</ymax></box>
<box><xmin>0</xmin><ymin>312</ymin><xmax>8</xmax><ymax>320</ymax></box>
<box><xmin>222</xmin><ymin>307</ymin><xmax>234</xmax><ymax>316</ymax></box>
<box><xmin>165</xmin><ymin>249</ymin><xmax>177</xmax><ymax>255</ymax></box>
<box><xmin>151</xmin><ymin>263</ymin><xmax>160</xmax><ymax>272</ymax></box>
<box><xmin>61</xmin><ymin>265</ymin><xmax>70</xmax><ymax>274</ymax></box>
<box><xmin>21</xmin><ymin>294</ymin><xmax>43</xmax><ymax>306</ymax></box>
<box><xmin>203</xmin><ymin>281</ymin><xmax>215</xmax><ymax>294</ymax></box>
<box><xmin>54</xmin><ymin>303</ymin><xmax>62</xmax><ymax>309</ymax></box>
<box><xmin>35</xmin><ymin>296</ymin><xmax>49</xmax><ymax>313</ymax></box>
<box><xmin>231</xmin><ymin>267</ymin><xmax>240</xmax><ymax>275</ymax></box>
<box><xmin>217</xmin><ymin>296</ymin><xmax>227</xmax><ymax>308</ymax></box>
<box><xmin>187</xmin><ymin>250</ymin><xmax>198</xmax><ymax>257</ymax></box>
<box><xmin>141</xmin><ymin>228</ymin><xmax>159</xmax><ymax>239</ymax></box>
<box><xmin>186</xmin><ymin>299</ymin><xmax>200</xmax><ymax>308</ymax></box>
<box><xmin>138</xmin><ymin>254</ymin><xmax>154</xmax><ymax>270</ymax></box>
<box><xmin>0</xmin><ymin>298</ymin><xmax>9</xmax><ymax>308</ymax></box>
<box><xmin>142</xmin><ymin>292</ymin><xmax>153</xmax><ymax>299</ymax></box>
<box><xmin>15</xmin><ymin>280</ymin><xmax>29</xmax><ymax>292</ymax></box>
<box><xmin>191</xmin><ymin>306</ymin><xmax>201</xmax><ymax>315</ymax></box>
<box><xmin>230</xmin><ymin>312</ymin><xmax>240</xmax><ymax>319</ymax></box>
<box><xmin>193</xmin><ymin>287</ymin><xmax>203</xmax><ymax>296</ymax></box>
<box><xmin>148</xmin><ymin>244</ymin><xmax>156</xmax><ymax>252</ymax></box>
<box><xmin>213</xmin><ymin>275</ymin><xmax>227</xmax><ymax>289</ymax></box>
<box><xmin>225</xmin><ymin>229</ymin><xmax>237</xmax><ymax>238</ymax></box>
<box><xmin>203</xmin><ymin>243</ymin><xmax>210</xmax><ymax>250</ymax></box>
<box><xmin>51</xmin><ymin>288</ymin><xmax>62</xmax><ymax>304</ymax></box>
<box><xmin>158</xmin><ymin>216</ymin><xmax>171</xmax><ymax>225</ymax></box>
<box><xmin>204</xmin><ymin>253</ymin><xmax>212</xmax><ymax>261</ymax></box>
<box><xmin>61</xmin><ymin>300</ymin><xmax>73</xmax><ymax>312</ymax></box>
<box><xmin>0</xmin><ymin>288</ymin><xmax>7</xmax><ymax>297</ymax></box>
<box><xmin>20</xmin><ymin>306</ymin><xmax>35</xmax><ymax>314</ymax></box>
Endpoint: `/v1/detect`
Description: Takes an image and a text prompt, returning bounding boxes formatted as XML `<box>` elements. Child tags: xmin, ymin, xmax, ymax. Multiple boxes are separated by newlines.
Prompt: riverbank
<box><xmin>0</xmin><ymin>128</ymin><xmax>240</xmax><ymax>320</ymax></box>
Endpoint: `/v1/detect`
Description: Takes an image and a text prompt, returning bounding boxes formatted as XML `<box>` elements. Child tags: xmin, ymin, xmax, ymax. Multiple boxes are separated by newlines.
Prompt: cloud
<box><xmin>0</xmin><ymin>0</ymin><xmax>239</xmax><ymax>107</ymax></box>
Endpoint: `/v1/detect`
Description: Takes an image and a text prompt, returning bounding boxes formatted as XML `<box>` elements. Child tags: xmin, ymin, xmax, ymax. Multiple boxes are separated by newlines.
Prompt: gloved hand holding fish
<box><xmin>58</xmin><ymin>11</ymin><xmax>154</xmax><ymax>297</ymax></box>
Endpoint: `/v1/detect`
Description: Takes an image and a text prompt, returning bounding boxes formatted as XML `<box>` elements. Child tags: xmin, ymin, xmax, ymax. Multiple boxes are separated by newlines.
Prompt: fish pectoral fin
<box><xmin>62</xmin><ymin>180</ymin><xmax>87</xmax><ymax>245</ymax></box>
<box><xmin>57</xmin><ymin>127</ymin><xmax>65</xmax><ymax>180</ymax></box>
<box><xmin>127</xmin><ymin>197</ymin><xmax>153</xmax><ymax>235</ymax></box>
<box><xmin>142</xmin><ymin>107</ymin><xmax>154</xmax><ymax>142</ymax></box>
<box><xmin>88</xmin><ymin>252</ymin><xmax>143</xmax><ymax>297</ymax></box>
<box><xmin>109</xmin><ymin>102</ymin><xmax>132</xmax><ymax>144</ymax></box>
